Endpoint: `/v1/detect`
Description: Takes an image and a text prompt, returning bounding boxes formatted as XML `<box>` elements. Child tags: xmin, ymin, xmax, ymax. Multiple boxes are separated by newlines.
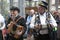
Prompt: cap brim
<box><xmin>42</xmin><ymin>1</ymin><xmax>48</xmax><ymax>6</ymax></box>
<box><xmin>39</xmin><ymin>4</ymin><xmax>47</xmax><ymax>9</ymax></box>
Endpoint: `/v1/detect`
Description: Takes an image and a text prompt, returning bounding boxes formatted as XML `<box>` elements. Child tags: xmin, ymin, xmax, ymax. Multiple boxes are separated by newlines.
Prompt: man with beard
<box><xmin>30</xmin><ymin>1</ymin><xmax>57</xmax><ymax>40</ymax></box>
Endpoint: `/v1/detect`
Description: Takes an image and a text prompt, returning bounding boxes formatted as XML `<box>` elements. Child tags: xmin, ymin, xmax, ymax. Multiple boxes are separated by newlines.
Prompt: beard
<box><xmin>39</xmin><ymin>12</ymin><xmax>44</xmax><ymax>15</ymax></box>
<box><xmin>39</xmin><ymin>11</ymin><xmax>45</xmax><ymax>15</ymax></box>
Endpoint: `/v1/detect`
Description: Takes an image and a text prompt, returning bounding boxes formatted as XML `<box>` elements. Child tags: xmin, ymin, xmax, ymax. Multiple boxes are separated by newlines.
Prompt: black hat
<box><xmin>38</xmin><ymin>1</ymin><xmax>48</xmax><ymax>9</ymax></box>
<box><xmin>10</xmin><ymin>6</ymin><xmax>20</xmax><ymax>13</ymax></box>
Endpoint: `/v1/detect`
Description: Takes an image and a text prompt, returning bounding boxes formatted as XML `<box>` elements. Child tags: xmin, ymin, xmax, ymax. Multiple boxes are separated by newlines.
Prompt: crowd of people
<box><xmin>0</xmin><ymin>1</ymin><xmax>60</xmax><ymax>40</ymax></box>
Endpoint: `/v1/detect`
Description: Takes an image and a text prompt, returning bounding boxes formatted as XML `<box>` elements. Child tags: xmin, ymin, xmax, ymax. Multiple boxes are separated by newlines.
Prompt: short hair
<box><xmin>10</xmin><ymin>6</ymin><xmax>20</xmax><ymax>13</ymax></box>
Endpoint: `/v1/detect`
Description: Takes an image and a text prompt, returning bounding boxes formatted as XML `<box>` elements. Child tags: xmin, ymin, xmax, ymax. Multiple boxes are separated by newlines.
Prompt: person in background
<box><xmin>53</xmin><ymin>11</ymin><xmax>60</xmax><ymax>24</ymax></box>
<box><xmin>30</xmin><ymin>1</ymin><xmax>57</xmax><ymax>40</ymax></box>
<box><xmin>53</xmin><ymin>11</ymin><xmax>60</xmax><ymax>40</ymax></box>
<box><xmin>26</xmin><ymin>9</ymin><xmax>35</xmax><ymax>40</ymax></box>
<box><xmin>0</xmin><ymin>14</ymin><xmax>5</xmax><ymax>40</ymax></box>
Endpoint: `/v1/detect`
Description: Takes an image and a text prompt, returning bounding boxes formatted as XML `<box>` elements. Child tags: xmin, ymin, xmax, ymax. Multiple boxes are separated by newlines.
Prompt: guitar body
<box><xmin>14</xmin><ymin>25</ymin><xmax>24</xmax><ymax>39</ymax></box>
<box><xmin>7</xmin><ymin>21</ymin><xmax>24</xmax><ymax>39</ymax></box>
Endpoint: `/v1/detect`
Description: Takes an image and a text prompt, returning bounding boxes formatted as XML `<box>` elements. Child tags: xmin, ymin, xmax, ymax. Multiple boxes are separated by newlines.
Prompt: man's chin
<box><xmin>40</xmin><ymin>13</ymin><xmax>44</xmax><ymax>15</ymax></box>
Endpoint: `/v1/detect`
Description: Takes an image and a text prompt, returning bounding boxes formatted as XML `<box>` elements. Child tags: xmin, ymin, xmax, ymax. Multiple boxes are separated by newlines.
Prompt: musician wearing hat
<box><xmin>6</xmin><ymin>6</ymin><xmax>27</xmax><ymax>40</ymax></box>
<box><xmin>30</xmin><ymin>1</ymin><xmax>57</xmax><ymax>40</ymax></box>
<box><xmin>0</xmin><ymin>14</ymin><xmax>5</xmax><ymax>40</ymax></box>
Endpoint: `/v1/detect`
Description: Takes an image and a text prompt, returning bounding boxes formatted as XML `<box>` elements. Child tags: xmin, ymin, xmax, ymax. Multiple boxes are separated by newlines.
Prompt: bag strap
<box><xmin>10</xmin><ymin>16</ymin><xmax>23</xmax><ymax>25</ymax></box>
<box><xmin>15</xmin><ymin>16</ymin><xmax>23</xmax><ymax>23</ymax></box>
<box><xmin>46</xmin><ymin>12</ymin><xmax>53</xmax><ymax>29</ymax></box>
<box><xmin>46</xmin><ymin>12</ymin><xmax>51</xmax><ymax>24</ymax></box>
<box><xmin>34</xmin><ymin>13</ymin><xmax>41</xmax><ymax>25</ymax></box>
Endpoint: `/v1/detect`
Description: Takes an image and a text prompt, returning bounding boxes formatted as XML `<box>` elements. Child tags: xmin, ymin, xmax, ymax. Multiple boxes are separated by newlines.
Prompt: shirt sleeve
<box><xmin>19</xmin><ymin>17</ymin><xmax>27</xmax><ymax>35</ymax></box>
<box><xmin>49</xmin><ymin>13</ymin><xmax>57</xmax><ymax>27</ymax></box>
<box><xmin>26</xmin><ymin>16</ymin><xmax>30</xmax><ymax>25</ymax></box>
<box><xmin>0</xmin><ymin>16</ymin><xmax>5</xmax><ymax>30</ymax></box>
<box><xmin>30</xmin><ymin>15</ymin><xmax>35</xmax><ymax>29</ymax></box>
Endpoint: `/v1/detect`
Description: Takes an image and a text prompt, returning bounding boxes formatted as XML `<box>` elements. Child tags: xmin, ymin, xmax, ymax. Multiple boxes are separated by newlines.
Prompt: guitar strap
<box><xmin>10</xmin><ymin>16</ymin><xmax>23</xmax><ymax>25</ymax></box>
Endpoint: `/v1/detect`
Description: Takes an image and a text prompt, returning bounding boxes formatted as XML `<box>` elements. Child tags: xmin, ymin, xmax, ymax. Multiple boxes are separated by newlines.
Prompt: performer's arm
<box><xmin>49</xmin><ymin>14</ymin><xmax>57</xmax><ymax>31</ymax></box>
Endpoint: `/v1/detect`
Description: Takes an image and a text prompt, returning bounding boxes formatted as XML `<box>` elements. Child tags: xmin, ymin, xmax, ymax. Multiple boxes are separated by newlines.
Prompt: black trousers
<box><xmin>34</xmin><ymin>34</ymin><xmax>50</xmax><ymax>40</ymax></box>
<box><xmin>0</xmin><ymin>30</ymin><xmax>3</xmax><ymax>40</ymax></box>
<box><xmin>49</xmin><ymin>31</ymin><xmax>57</xmax><ymax>40</ymax></box>
<box><xmin>6</xmin><ymin>34</ymin><xmax>23</xmax><ymax>40</ymax></box>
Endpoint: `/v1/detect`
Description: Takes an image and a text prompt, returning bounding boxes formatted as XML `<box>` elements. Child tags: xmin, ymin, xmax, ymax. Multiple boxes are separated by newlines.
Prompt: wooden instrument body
<box><xmin>7</xmin><ymin>21</ymin><xmax>24</xmax><ymax>39</ymax></box>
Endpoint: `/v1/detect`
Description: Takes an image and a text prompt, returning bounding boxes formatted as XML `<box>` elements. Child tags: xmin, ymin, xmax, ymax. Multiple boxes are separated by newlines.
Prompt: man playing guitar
<box><xmin>6</xmin><ymin>6</ymin><xmax>27</xmax><ymax>40</ymax></box>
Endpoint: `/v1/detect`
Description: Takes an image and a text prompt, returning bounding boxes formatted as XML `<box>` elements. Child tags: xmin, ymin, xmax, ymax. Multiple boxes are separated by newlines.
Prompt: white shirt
<box><xmin>0</xmin><ymin>14</ymin><xmax>5</xmax><ymax>30</ymax></box>
<box><xmin>30</xmin><ymin>12</ymin><xmax>57</xmax><ymax>34</ymax></box>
